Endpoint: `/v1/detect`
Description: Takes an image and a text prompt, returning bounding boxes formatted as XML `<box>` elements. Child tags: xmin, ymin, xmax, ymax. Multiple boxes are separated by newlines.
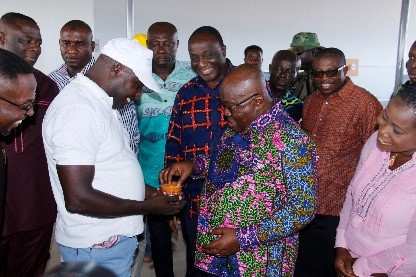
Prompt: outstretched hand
<box><xmin>159</xmin><ymin>160</ymin><xmax>195</xmax><ymax>185</ymax></box>
<box><xmin>202</xmin><ymin>227</ymin><xmax>240</xmax><ymax>257</ymax></box>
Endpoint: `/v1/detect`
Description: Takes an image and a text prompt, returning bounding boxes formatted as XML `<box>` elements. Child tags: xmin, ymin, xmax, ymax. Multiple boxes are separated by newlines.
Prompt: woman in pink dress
<box><xmin>334</xmin><ymin>83</ymin><xmax>416</xmax><ymax>277</ymax></box>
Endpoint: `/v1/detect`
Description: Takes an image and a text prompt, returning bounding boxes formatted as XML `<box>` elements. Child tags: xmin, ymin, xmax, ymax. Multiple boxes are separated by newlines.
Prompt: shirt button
<box><xmin>319</xmin><ymin>118</ymin><xmax>322</xmax><ymax>121</ymax></box>
<box><xmin>325</xmin><ymin>101</ymin><xmax>329</xmax><ymax>105</ymax></box>
<box><xmin>164</xmin><ymin>100</ymin><xmax>167</xmax><ymax>102</ymax></box>
<box><xmin>313</xmin><ymin>134</ymin><xmax>316</xmax><ymax>137</ymax></box>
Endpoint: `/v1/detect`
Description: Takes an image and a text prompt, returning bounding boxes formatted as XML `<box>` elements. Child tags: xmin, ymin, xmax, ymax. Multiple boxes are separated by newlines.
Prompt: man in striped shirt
<box><xmin>49</xmin><ymin>20</ymin><xmax>140</xmax><ymax>154</ymax></box>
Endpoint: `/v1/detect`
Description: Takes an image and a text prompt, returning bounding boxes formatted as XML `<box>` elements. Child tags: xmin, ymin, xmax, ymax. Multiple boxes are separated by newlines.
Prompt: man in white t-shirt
<box><xmin>42</xmin><ymin>38</ymin><xmax>184</xmax><ymax>277</ymax></box>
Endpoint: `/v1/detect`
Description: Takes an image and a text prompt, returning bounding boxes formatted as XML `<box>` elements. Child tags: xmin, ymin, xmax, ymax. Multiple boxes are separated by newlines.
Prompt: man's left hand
<box><xmin>202</xmin><ymin>227</ymin><xmax>240</xmax><ymax>257</ymax></box>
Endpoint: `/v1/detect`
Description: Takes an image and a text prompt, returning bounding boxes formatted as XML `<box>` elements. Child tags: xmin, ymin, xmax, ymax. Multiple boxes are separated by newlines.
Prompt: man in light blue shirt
<box><xmin>136</xmin><ymin>22</ymin><xmax>195</xmax><ymax>276</ymax></box>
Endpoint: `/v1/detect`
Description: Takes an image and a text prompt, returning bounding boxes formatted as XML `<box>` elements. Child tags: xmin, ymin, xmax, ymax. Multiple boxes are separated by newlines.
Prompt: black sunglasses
<box><xmin>312</xmin><ymin>65</ymin><xmax>346</xmax><ymax>78</ymax></box>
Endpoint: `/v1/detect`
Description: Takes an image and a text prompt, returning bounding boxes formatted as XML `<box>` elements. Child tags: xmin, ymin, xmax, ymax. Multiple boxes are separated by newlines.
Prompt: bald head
<box><xmin>222</xmin><ymin>64</ymin><xmax>267</xmax><ymax>97</ymax></box>
<box><xmin>147</xmin><ymin>22</ymin><xmax>177</xmax><ymax>36</ymax></box>
<box><xmin>0</xmin><ymin>12</ymin><xmax>42</xmax><ymax>66</ymax></box>
<box><xmin>220</xmin><ymin>64</ymin><xmax>273</xmax><ymax>133</ymax></box>
<box><xmin>269</xmin><ymin>50</ymin><xmax>299</xmax><ymax>97</ymax></box>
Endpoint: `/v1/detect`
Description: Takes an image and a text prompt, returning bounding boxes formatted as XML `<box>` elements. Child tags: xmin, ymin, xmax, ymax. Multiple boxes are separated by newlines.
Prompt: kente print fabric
<box><xmin>194</xmin><ymin>101</ymin><xmax>317</xmax><ymax>276</ymax></box>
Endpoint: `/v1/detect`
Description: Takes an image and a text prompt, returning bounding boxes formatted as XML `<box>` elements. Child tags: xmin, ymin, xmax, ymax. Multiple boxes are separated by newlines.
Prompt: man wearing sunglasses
<box><xmin>0</xmin><ymin>12</ymin><xmax>59</xmax><ymax>277</ymax></box>
<box><xmin>296</xmin><ymin>48</ymin><xmax>382</xmax><ymax>277</ymax></box>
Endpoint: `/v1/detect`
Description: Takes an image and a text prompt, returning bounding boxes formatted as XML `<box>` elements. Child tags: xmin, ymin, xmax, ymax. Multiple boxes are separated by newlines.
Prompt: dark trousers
<box><xmin>180</xmin><ymin>202</ymin><xmax>205</xmax><ymax>277</ymax></box>
<box><xmin>295</xmin><ymin>214</ymin><xmax>340</xmax><ymax>277</ymax></box>
<box><xmin>0</xmin><ymin>224</ymin><xmax>54</xmax><ymax>277</ymax></box>
<box><xmin>148</xmin><ymin>215</ymin><xmax>174</xmax><ymax>277</ymax></box>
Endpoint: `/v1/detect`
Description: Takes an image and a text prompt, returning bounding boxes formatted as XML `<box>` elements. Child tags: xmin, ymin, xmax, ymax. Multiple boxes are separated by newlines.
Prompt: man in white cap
<box><xmin>42</xmin><ymin>38</ymin><xmax>185</xmax><ymax>277</ymax></box>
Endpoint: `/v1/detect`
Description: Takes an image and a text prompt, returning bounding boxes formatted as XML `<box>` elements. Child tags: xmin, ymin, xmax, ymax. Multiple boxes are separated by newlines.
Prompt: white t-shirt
<box><xmin>42</xmin><ymin>74</ymin><xmax>144</xmax><ymax>248</ymax></box>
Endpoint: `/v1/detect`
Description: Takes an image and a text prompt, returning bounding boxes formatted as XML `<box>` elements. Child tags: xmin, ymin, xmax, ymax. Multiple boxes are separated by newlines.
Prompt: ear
<box><xmin>253</xmin><ymin>94</ymin><xmax>264</xmax><ymax>111</ymax></box>
<box><xmin>221</xmin><ymin>45</ymin><xmax>226</xmax><ymax>58</ymax></box>
<box><xmin>269</xmin><ymin>64</ymin><xmax>272</xmax><ymax>72</ymax></box>
<box><xmin>343</xmin><ymin>65</ymin><xmax>349</xmax><ymax>76</ymax></box>
<box><xmin>176</xmin><ymin>40</ymin><xmax>179</xmax><ymax>48</ymax></box>
<box><xmin>0</xmin><ymin>32</ymin><xmax>5</xmax><ymax>46</ymax></box>
<box><xmin>110</xmin><ymin>63</ymin><xmax>122</xmax><ymax>77</ymax></box>
<box><xmin>91</xmin><ymin>40</ymin><xmax>96</xmax><ymax>52</ymax></box>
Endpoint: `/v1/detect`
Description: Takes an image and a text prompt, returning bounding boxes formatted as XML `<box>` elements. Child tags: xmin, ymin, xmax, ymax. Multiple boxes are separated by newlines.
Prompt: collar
<box><xmin>75</xmin><ymin>74</ymin><xmax>112</xmax><ymax>104</ymax></box>
<box><xmin>58</xmin><ymin>57</ymin><xmax>96</xmax><ymax>77</ymax></box>
<box><xmin>240</xmin><ymin>99</ymin><xmax>283</xmax><ymax>136</ymax></box>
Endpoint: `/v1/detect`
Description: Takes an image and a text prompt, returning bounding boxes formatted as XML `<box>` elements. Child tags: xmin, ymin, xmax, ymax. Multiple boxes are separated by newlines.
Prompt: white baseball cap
<box><xmin>101</xmin><ymin>38</ymin><xmax>160</xmax><ymax>93</ymax></box>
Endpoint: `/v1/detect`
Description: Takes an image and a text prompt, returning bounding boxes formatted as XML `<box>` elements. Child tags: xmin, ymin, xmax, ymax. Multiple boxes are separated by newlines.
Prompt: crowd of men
<box><xmin>0</xmin><ymin>10</ymin><xmax>411</xmax><ymax>277</ymax></box>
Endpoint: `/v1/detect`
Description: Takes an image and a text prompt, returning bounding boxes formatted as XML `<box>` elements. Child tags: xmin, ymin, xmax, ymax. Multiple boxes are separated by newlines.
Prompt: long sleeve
<box><xmin>165</xmin><ymin>92</ymin><xmax>184</xmax><ymax>166</ymax></box>
<box><xmin>353</xmin><ymin>209</ymin><xmax>416</xmax><ymax>276</ymax></box>
<box><xmin>336</xmin><ymin>132</ymin><xmax>377</xmax><ymax>249</ymax></box>
<box><xmin>236</xmin><ymin>137</ymin><xmax>317</xmax><ymax>249</ymax></box>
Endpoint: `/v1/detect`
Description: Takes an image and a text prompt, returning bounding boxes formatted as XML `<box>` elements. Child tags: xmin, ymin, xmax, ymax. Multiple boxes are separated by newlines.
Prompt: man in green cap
<box><xmin>289</xmin><ymin>32</ymin><xmax>323</xmax><ymax>100</ymax></box>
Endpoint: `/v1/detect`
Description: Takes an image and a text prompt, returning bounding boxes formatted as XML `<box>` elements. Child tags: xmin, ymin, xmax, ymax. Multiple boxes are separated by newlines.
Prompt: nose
<box><xmin>26</xmin><ymin>107</ymin><xmax>35</xmax><ymax>117</ymax></box>
<box><xmin>68</xmin><ymin>43</ymin><xmax>78</xmax><ymax>53</ymax></box>
<box><xmin>222</xmin><ymin>106</ymin><xmax>232</xmax><ymax>117</ymax></box>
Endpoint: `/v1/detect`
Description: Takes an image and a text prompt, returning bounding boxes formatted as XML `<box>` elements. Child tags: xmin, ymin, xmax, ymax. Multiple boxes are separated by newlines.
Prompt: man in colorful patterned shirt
<box><xmin>161</xmin><ymin>64</ymin><xmax>317</xmax><ymax>276</ymax></box>
<box><xmin>296</xmin><ymin>48</ymin><xmax>382</xmax><ymax>277</ymax></box>
<box><xmin>136</xmin><ymin>21</ymin><xmax>195</xmax><ymax>276</ymax></box>
<box><xmin>165</xmin><ymin>26</ymin><xmax>235</xmax><ymax>276</ymax></box>
<box><xmin>268</xmin><ymin>50</ymin><xmax>303</xmax><ymax>122</ymax></box>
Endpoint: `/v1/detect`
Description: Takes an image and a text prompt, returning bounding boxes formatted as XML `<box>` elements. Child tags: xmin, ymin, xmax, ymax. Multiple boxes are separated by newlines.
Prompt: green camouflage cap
<box><xmin>289</xmin><ymin>32</ymin><xmax>320</xmax><ymax>53</ymax></box>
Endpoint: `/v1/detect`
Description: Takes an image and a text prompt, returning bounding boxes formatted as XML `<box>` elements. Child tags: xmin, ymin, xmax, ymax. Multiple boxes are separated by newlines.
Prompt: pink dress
<box><xmin>336</xmin><ymin>131</ymin><xmax>416</xmax><ymax>276</ymax></box>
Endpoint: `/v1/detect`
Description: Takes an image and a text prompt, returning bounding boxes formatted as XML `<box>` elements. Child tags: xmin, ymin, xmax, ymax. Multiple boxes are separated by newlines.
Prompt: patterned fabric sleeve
<box><xmin>191</xmin><ymin>156</ymin><xmax>208</xmax><ymax>179</ymax></box>
<box><xmin>165</xmin><ymin>90</ymin><xmax>184</xmax><ymax>167</ymax></box>
<box><xmin>236</xmin><ymin>137</ymin><xmax>317</xmax><ymax>250</ymax></box>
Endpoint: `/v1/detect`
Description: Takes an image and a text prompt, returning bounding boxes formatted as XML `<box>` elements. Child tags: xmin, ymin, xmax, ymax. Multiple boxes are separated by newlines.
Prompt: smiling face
<box><xmin>0</xmin><ymin>19</ymin><xmax>42</xmax><ymax>66</ymax></box>
<box><xmin>59</xmin><ymin>26</ymin><xmax>94</xmax><ymax>76</ymax></box>
<box><xmin>188</xmin><ymin>34</ymin><xmax>227</xmax><ymax>89</ymax></box>
<box><xmin>0</xmin><ymin>73</ymin><xmax>37</xmax><ymax>135</ymax></box>
<box><xmin>312</xmin><ymin>54</ymin><xmax>347</xmax><ymax>96</ymax></box>
<box><xmin>376</xmin><ymin>96</ymin><xmax>416</xmax><ymax>156</ymax></box>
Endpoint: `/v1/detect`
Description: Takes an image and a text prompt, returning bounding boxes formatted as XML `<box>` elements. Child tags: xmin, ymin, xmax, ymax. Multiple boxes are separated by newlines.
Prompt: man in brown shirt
<box><xmin>0</xmin><ymin>48</ymin><xmax>36</xmax><ymax>232</ymax></box>
<box><xmin>295</xmin><ymin>48</ymin><xmax>382</xmax><ymax>277</ymax></box>
<box><xmin>0</xmin><ymin>12</ymin><xmax>59</xmax><ymax>277</ymax></box>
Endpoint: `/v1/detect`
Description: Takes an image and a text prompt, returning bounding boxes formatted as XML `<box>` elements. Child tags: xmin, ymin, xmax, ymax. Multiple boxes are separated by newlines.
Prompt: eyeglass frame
<box><xmin>311</xmin><ymin>64</ymin><xmax>346</xmax><ymax>78</ymax></box>
<box><xmin>220</xmin><ymin>93</ymin><xmax>260</xmax><ymax>114</ymax></box>
<box><xmin>0</xmin><ymin>97</ymin><xmax>36</xmax><ymax>117</ymax></box>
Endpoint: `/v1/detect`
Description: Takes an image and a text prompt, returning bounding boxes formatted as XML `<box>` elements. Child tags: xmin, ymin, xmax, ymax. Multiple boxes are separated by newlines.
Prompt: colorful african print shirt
<box><xmin>165</xmin><ymin>59</ymin><xmax>234</xmax><ymax>217</ymax></box>
<box><xmin>194</xmin><ymin>101</ymin><xmax>317</xmax><ymax>277</ymax></box>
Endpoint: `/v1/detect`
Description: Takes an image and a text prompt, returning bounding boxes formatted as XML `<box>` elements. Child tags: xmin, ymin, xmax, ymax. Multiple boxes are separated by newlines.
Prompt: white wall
<box><xmin>2</xmin><ymin>0</ymin><xmax>416</xmax><ymax>103</ymax></box>
<box><xmin>132</xmin><ymin>0</ymin><xmax>410</xmax><ymax>102</ymax></box>
<box><xmin>0</xmin><ymin>0</ymin><xmax>95</xmax><ymax>74</ymax></box>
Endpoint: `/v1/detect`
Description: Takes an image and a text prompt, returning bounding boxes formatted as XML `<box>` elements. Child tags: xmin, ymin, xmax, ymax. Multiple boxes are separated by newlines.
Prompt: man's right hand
<box><xmin>144</xmin><ymin>194</ymin><xmax>185</xmax><ymax>215</ymax></box>
<box><xmin>159</xmin><ymin>160</ymin><xmax>195</xmax><ymax>185</ymax></box>
<box><xmin>334</xmin><ymin>247</ymin><xmax>357</xmax><ymax>277</ymax></box>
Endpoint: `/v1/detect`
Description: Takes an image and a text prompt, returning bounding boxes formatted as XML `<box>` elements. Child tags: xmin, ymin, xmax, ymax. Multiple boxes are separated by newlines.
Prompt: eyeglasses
<box><xmin>0</xmin><ymin>97</ymin><xmax>36</xmax><ymax>117</ymax></box>
<box><xmin>220</xmin><ymin>93</ymin><xmax>260</xmax><ymax>114</ymax></box>
<box><xmin>311</xmin><ymin>65</ymin><xmax>346</xmax><ymax>78</ymax></box>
